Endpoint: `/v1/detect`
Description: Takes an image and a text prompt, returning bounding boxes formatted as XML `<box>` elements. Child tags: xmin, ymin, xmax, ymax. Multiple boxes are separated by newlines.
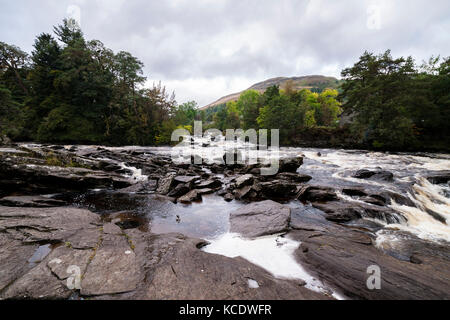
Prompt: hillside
<box><xmin>201</xmin><ymin>75</ymin><xmax>341</xmax><ymax>110</ymax></box>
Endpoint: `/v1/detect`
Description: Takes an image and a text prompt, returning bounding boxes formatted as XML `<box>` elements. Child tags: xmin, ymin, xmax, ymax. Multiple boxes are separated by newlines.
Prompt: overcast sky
<box><xmin>1</xmin><ymin>0</ymin><xmax>449</xmax><ymax>106</ymax></box>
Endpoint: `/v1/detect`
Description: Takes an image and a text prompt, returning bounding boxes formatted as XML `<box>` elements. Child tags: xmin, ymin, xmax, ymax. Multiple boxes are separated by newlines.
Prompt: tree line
<box><xmin>0</xmin><ymin>19</ymin><xmax>197</xmax><ymax>146</ymax></box>
<box><xmin>1</xmin><ymin>19</ymin><xmax>449</xmax><ymax>151</ymax></box>
<box><xmin>202</xmin><ymin>50</ymin><xmax>449</xmax><ymax>151</ymax></box>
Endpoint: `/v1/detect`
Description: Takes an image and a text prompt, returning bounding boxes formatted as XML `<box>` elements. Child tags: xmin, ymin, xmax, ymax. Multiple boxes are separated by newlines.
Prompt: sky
<box><xmin>1</xmin><ymin>0</ymin><xmax>449</xmax><ymax>106</ymax></box>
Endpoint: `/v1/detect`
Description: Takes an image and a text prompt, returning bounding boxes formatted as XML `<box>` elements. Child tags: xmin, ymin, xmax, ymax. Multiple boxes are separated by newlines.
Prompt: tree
<box><xmin>0</xmin><ymin>41</ymin><xmax>30</xmax><ymax>96</ymax></box>
<box><xmin>236</xmin><ymin>90</ymin><xmax>260</xmax><ymax>130</ymax></box>
<box><xmin>339</xmin><ymin>50</ymin><xmax>418</xmax><ymax>149</ymax></box>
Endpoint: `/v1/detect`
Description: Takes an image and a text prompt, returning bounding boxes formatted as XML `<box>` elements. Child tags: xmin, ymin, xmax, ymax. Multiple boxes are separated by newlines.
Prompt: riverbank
<box><xmin>0</xmin><ymin>142</ymin><xmax>449</xmax><ymax>299</ymax></box>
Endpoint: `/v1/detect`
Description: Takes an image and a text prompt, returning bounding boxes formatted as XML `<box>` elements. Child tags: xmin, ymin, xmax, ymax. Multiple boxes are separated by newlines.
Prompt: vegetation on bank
<box><xmin>0</xmin><ymin>19</ymin><xmax>449</xmax><ymax>151</ymax></box>
<box><xmin>0</xmin><ymin>19</ymin><xmax>196</xmax><ymax>146</ymax></box>
<box><xmin>202</xmin><ymin>51</ymin><xmax>450</xmax><ymax>151</ymax></box>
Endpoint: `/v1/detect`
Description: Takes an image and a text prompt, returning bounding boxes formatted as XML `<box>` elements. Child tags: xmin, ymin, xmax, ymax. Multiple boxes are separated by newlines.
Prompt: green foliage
<box><xmin>0</xmin><ymin>19</ymin><xmax>179</xmax><ymax>146</ymax></box>
<box><xmin>339</xmin><ymin>50</ymin><xmax>449</xmax><ymax>150</ymax></box>
<box><xmin>210</xmin><ymin>84</ymin><xmax>342</xmax><ymax>145</ymax></box>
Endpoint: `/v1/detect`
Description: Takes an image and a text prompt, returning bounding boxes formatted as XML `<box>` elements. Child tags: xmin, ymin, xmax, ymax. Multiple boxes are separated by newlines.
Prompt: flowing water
<box><xmin>18</xmin><ymin>140</ymin><xmax>450</xmax><ymax>298</ymax></box>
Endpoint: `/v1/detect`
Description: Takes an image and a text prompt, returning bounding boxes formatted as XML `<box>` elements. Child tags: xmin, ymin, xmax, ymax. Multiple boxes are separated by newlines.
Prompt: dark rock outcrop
<box><xmin>229</xmin><ymin>200</ymin><xmax>291</xmax><ymax>238</ymax></box>
<box><xmin>353</xmin><ymin>169</ymin><xmax>394</xmax><ymax>181</ymax></box>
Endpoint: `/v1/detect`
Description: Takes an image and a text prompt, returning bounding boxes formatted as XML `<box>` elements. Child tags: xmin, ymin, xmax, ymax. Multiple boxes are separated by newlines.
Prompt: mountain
<box><xmin>201</xmin><ymin>75</ymin><xmax>341</xmax><ymax>110</ymax></box>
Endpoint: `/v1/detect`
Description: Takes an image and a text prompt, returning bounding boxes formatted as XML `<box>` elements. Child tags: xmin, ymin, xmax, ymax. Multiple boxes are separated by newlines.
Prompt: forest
<box><xmin>1</xmin><ymin>19</ymin><xmax>449</xmax><ymax>151</ymax></box>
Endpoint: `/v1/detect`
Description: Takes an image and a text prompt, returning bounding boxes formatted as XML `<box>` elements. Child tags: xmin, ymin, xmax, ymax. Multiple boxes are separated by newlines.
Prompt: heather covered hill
<box><xmin>201</xmin><ymin>75</ymin><xmax>341</xmax><ymax>110</ymax></box>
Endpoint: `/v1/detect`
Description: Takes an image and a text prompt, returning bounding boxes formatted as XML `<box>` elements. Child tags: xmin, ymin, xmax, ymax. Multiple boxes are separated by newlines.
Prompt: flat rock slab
<box><xmin>229</xmin><ymin>200</ymin><xmax>291</xmax><ymax>238</ymax></box>
<box><xmin>289</xmin><ymin>216</ymin><xmax>450</xmax><ymax>300</ymax></box>
<box><xmin>0</xmin><ymin>206</ymin><xmax>101</xmax><ymax>243</ymax></box>
<box><xmin>101</xmin><ymin>232</ymin><xmax>329</xmax><ymax>300</ymax></box>
<box><xmin>81</xmin><ymin>246</ymin><xmax>140</xmax><ymax>296</ymax></box>
<box><xmin>0</xmin><ymin>195</ymin><xmax>66</xmax><ymax>207</ymax></box>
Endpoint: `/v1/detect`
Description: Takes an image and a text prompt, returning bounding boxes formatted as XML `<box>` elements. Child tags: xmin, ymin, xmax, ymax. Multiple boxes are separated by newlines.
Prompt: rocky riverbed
<box><xmin>0</xmin><ymin>141</ymin><xmax>449</xmax><ymax>300</ymax></box>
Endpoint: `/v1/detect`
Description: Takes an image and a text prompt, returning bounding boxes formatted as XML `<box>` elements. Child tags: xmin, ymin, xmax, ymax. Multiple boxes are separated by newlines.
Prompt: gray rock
<box><xmin>229</xmin><ymin>200</ymin><xmax>291</xmax><ymax>238</ymax></box>
<box><xmin>0</xmin><ymin>195</ymin><xmax>66</xmax><ymax>208</ymax></box>
<box><xmin>178</xmin><ymin>190</ymin><xmax>201</xmax><ymax>203</ymax></box>
<box><xmin>156</xmin><ymin>175</ymin><xmax>175</xmax><ymax>194</ymax></box>
<box><xmin>257</xmin><ymin>180</ymin><xmax>298</xmax><ymax>199</ymax></box>
<box><xmin>279</xmin><ymin>157</ymin><xmax>303</xmax><ymax>173</ymax></box>
<box><xmin>276</xmin><ymin>172</ymin><xmax>312</xmax><ymax>183</ymax></box>
<box><xmin>0</xmin><ymin>206</ymin><xmax>101</xmax><ymax>243</ymax></box>
<box><xmin>81</xmin><ymin>246</ymin><xmax>139</xmax><ymax>296</ymax></box>
<box><xmin>297</xmin><ymin>185</ymin><xmax>338</xmax><ymax>202</ymax></box>
<box><xmin>224</xmin><ymin>193</ymin><xmax>234</xmax><ymax>202</ymax></box>
<box><xmin>290</xmin><ymin>220</ymin><xmax>450</xmax><ymax>300</ymax></box>
<box><xmin>235</xmin><ymin>174</ymin><xmax>254</xmax><ymax>188</ymax></box>
<box><xmin>195</xmin><ymin>179</ymin><xmax>222</xmax><ymax>189</ymax></box>
<box><xmin>233</xmin><ymin>185</ymin><xmax>253</xmax><ymax>200</ymax></box>
<box><xmin>168</xmin><ymin>183</ymin><xmax>190</xmax><ymax>197</ymax></box>
<box><xmin>174</xmin><ymin>175</ymin><xmax>200</xmax><ymax>184</ymax></box>
<box><xmin>353</xmin><ymin>169</ymin><xmax>394</xmax><ymax>181</ymax></box>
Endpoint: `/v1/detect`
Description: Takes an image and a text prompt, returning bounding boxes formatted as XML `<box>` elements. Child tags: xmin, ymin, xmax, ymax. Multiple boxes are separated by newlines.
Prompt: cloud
<box><xmin>1</xmin><ymin>0</ymin><xmax>449</xmax><ymax>106</ymax></box>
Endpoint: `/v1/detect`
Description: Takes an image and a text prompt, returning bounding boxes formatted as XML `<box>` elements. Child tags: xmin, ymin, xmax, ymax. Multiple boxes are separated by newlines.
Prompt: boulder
<box><xmin>276</xmin><ymin>172</ymin><xmax>312</xmax><ymax>183</ymax></box>
<box><xmin>156</xmin><ymin>175</ymin><xmax>175</xmax><ymax>194</ymax></box>
<box><xmin>256</xmin><ymin>180</ymin><xmax>298</xmax><ymax>199</ymax></box>
<box><xmin>290</xmin><ymin>220</ymin><xmax>450</xmax><ymax>300</ymax></box>
<box><xmin>426</xmin><ymin>171</ymin><xmax>450</xmax><ymax>184</ymax></box>
<box><xmin>353</xmin><ymin>169</ymin><xmax>394</xmax><ymax>181</ymax></box>
<box><xmin>174</xmin><ymin>175</ymin><xmax>200</xmax><ymax>184</ymax></box>
<box><xmin>194</xmin><ymin>179</ymin><xmax>222</xmax><ymax>189</ymax></box>
<box><xmin>229</xmin><ymin>200</ymin><xmax>291</xmax><ymax>238</ymax></box>
<box><xmin>278</xmin><ymin>157</ymin><xmax>303</xmax><ymax>173</ymax></box>
<box><xmin>178</xmin><ymin>190</ymin><xmax>201</xmax><ymax>203</ymax></box>
<box><xmin>235</xmin><ymin>174</ymin><xmax>254</xmax><ymax>188</ymax></box>
<box><xmin>297</xmin><ymin>185</ymin><xmax>338</xmax><ymax>202</ymax></box>
<box><xmin>168</xmin><ymin>183</ymin><xmax>190</xmax><ymax>198</ymax></box>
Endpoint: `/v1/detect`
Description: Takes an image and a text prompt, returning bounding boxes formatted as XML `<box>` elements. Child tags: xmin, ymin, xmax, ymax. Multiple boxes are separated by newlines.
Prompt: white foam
<box><xmin>202</xmin><ymin>232</ymin><xmax>344</xmax><ymax>299</ymax></box>
<box><xmin>119</xmin><ymin>162</ymin><xmax>148</xmax><ymax>182</ymax></box>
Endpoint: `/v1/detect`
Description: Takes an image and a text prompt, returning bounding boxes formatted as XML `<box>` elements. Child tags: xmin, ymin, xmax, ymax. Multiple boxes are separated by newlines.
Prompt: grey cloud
<box><xmin>1</xmin><ymin>0</ymin><xmax>449</xmax><ymax>105</ymax></box>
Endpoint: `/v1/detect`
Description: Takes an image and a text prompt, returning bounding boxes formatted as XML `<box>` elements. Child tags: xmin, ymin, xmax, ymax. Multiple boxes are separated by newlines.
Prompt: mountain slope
<box><xmin>201</xmin><ymin>75</ymin><xmax>341</xmax><ymax>110</ymax></box>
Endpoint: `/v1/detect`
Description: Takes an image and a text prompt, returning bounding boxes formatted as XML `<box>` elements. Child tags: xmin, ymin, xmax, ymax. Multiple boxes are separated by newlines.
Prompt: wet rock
<box><xmin>312</xmin><ymin>201</ymin><xmax>403</xmax><ymax>224</ymax></box>
<box><xmin>174</xmin><ymin>175</ymin><xmax>200</xmax><ymax>184</ymax></box>
<box><xmin>81</xmin><ymin>246</ymin><xmax>139</xmax><ymax>296</ymax></box>
<box><xmin>194</xmin><ymin>179</ymin><xmax>222</xmax><ymax>189</ymax></box>
<box><xmin>156</xmin><ymin>175</ymin><xmax>175</xmax><ymax>194</ymax></box>
<box><xmin>114</xmin><ymin>233</ymin><xmax>329</xmax><ymax>300</ymax></box>
<box><xmin>233</xmin><ymin>185</ymin><xmax>253</xmax><ymax>200</ymax></box>
<box><xmin>279</xmin><ymin>157</ymin><xmax>304</xmax><ymax>173</ymax></box>
<box><xmin>313</xmin><ymin>202</ymin><xmax>362</xmax><ymax>222</ymax></box>
<box><xmin>256</xmin><ymin>180</ymin><xmax>298</xmax><ymax>199</ymax></box>
<box><xmin>178</xmin><ymin>190</ymin><xmax>201</xmax><ymax>203</ymax></box>
<box><xmin>290</xmin><ymin>222</ymin><xmax>450</xmax><ymax>300</ymax></box>
<box><xmin>0</xmin><ymin>196</ymin><xmax>66</xmax><ymax>208</ymax></box>
<box><xmin>0</xmin><ymin>158</ymin><xmax>132</xmax><ymax>194</ymax></box>
<box><xmin>229</xmin><ymin>200</ymin><xmax>291</xmax><ymax>238</ymax></box>
<box><xmin>426</xmin><ymin>171</ymin><xmax>450</xmax><ymax>184</ymax></box>
<box><xmin>0</xmin><ymin>235</ymin><xmax>37</xmax><ymax>293</ymax></box>
<box><xmin>167</xmin><ymin>183</ymin><xmax>190</xmax><ymax>198</ymax></box>
<box><xmin>353</xmin><ymin>169</ymin><xmax>394</xmax><ymax>181</ymax></box>
<box><xmin>196</xmin><ymin>188</ymin><xmax>215</xmax><ymax>195</ymax></box>
<box><xmin>235</xmin><ymin>174</ymin><xmax>254</xmax><ymax>188</ymax></box>
<box><xmin>297</xmin><ymin>185</ymin><xmax>338</xmax><ymax>202</ymax></box>
<box><xmin>0</xmin><ymin>206</ymin><xmax>101</xmax><ymax>244</ymax></box>
<box><xmin>342</xmin><ymin>188</ymin><xmax>367</xmax><ymax>197</ymax></box>
<box><xmin>276</xmin><ymin>172</ymin><xmax>312</xmax><ymax>183</ymax></box>
<box><xmin>1</xmin><ymin>253</ymin><xmax>72</xmax><ymax>299</ymax></box>
<box><xmin>118</xmin><ymin>180</ymin><xmax>157</xmax><ymax>193</ymax></box>
<box><xmin>224</xmin><ymin>193</ymin><xmax>234</xmax><ymax>202</ymax></box>
<box><xmin>360</xmin><ymin>196</ymin><xmax>386</xmax><ymax>206</ymax></box>
<box><xmin>47</xmin><ymin>246</ymin><xmax>92</xmax><ymax>280</ymax></box>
